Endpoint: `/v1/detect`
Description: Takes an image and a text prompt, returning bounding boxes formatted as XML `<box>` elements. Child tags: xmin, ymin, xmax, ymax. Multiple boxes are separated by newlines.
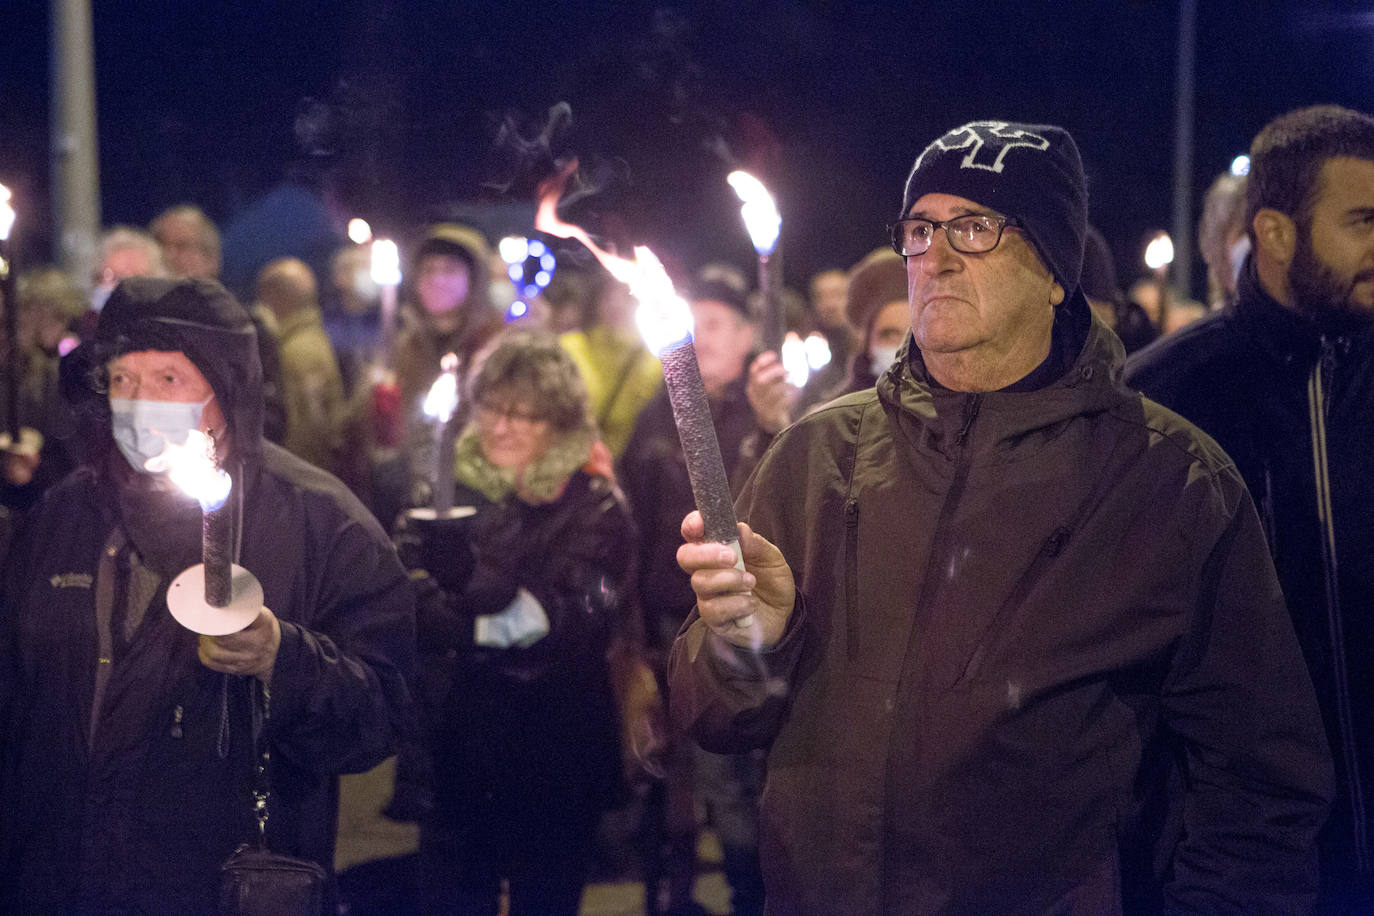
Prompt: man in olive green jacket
<box><xmin>671</xmin><ymin>121</ymin><xmax>1332</xmax><ymax>914</ymax></box>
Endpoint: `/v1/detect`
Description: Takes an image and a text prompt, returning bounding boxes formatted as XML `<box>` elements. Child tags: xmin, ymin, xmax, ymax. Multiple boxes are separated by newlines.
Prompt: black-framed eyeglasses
<box><xmin>888</xmin><ymin>214</ymin><xmax>1023</xmax><ymax>257</ymax></box>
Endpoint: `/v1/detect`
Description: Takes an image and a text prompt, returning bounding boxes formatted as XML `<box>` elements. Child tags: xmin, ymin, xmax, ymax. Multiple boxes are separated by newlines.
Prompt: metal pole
<box><xmin>1171</xmin><ymin>0</ymin><xmax>1197</xmax><ymax>300</ymax></box>
<box><xmin>51</xmin><ymin>0</ymin><xmax>102</xmax><ymax>285</ymax></box>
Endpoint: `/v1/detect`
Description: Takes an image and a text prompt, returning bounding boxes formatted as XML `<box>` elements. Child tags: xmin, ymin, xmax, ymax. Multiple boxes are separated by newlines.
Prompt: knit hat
<box><xmin>901</xmin><ymin>120</ymin><xmax>1087</xmax><ymax>294</ymax></box>
<box><xmin>846</xmin><ymin>247</ymin><xmax>908</xmax><ymax>331</ymax></box>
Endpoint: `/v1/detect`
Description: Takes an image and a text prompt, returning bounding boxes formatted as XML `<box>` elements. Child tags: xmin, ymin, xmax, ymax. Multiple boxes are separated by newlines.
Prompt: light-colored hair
<box><xmin>17</xmin><ymin>266</ymin><xmax>87</xmax><ymax>323</ymax></box>
<box><xmin>97</xmin><ymin>226</ymin><xmax>166</xmax><ymax>277</ymax></box>
<box><xmin>471</xmin><ymin>328</ymin><xmax>590</xmax><ymax>434</ymax></box>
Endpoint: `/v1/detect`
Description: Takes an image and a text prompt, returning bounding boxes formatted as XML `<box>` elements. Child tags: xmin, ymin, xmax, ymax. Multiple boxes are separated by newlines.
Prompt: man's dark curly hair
<box><xmin>1246</xmin><ymin>105</ymin><xmax>1374</xmax><ymax>234</ymax></box>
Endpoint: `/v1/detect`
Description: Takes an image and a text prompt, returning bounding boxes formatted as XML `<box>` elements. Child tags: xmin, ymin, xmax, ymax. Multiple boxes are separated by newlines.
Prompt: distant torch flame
<box><xmin>1144</xmin><ymin>232</ymin><xmax>1174</xmax><ymax>270</ymax></box>
<box><xmin>0</xmin><ymin>184</ymin><xmax>14</xmax><ymax>242</ymax></box>
<box><xmin>423</xmin><ymin>352</ymin><xmax>461</xmax><ymax>423</ymax></box>
<box><xmin>726</xmin><ymin>170</ymin><xmax>780</xmax><ymax>256</ymax></box>
<box><xmin>780</xmin><ymin>332</ymin><xmax>810</xmax><ymax>388</ymax></box>
<box><xmin>146</xmin><ymin>429</ymin><xmax>232</xmax><ymax>512</ymax></box>
<box><xmin>371</xmin><ymin>238</ymin><xmax>401</xmax><ymax>286</ymax></box>
<box><xmin>536</xmin><ymin>159</ymin><xmax>693</xmax><ymax>356</ymax></box>
<box><xmin>348</xmin><ymin>218</ymin><xmax>372</xmax><ymax>244</ymax></box>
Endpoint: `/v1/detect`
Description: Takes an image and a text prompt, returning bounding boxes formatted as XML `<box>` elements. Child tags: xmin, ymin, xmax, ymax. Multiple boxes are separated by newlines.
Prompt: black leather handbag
<box><xmin>218</xmin><ymin>681</ymin><xmax>326</xmax><ymax>916</ymax></box>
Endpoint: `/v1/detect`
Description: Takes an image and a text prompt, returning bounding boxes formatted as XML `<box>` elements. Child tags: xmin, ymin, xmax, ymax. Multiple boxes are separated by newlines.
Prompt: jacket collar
<box><xmin>1234</xmin><ymin>254</ymin><xmax>1374</xmax><ymax>368</ymax></box>
<box><xmin>876</xmin><ymin>295</ymin><xmax>1129</xmax><ymax>457</ymax></box>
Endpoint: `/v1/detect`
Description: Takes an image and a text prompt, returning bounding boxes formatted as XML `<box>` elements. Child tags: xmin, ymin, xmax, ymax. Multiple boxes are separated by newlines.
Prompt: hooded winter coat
<box><xmin>1126</xmin><ymin>258</ymin><xmax>1374</xmax><ymax>905</ymax></box>
<box><xmin>670</xmin><ymin>301</ymin><xmax>1332</xmax><ymax>914</ymax></box>
<box><xmin>0</xmin><ymin>278</ymin><xmax>415</xmax><ymax>913</ymax></box>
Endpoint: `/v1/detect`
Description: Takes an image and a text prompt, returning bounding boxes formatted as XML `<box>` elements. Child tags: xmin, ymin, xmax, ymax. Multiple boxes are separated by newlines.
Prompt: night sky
<box><xmin>3</xmin><ymin>1</ymin><xmax>1373</xmax><ymax>300</ymax></box>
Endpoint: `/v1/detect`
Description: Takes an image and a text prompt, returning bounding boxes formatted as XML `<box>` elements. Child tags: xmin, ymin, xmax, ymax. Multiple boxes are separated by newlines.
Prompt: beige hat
<box><xmin>846</xmin><ymin>247</ymin><xmax>907</xmax><ymax>331</ymax></box>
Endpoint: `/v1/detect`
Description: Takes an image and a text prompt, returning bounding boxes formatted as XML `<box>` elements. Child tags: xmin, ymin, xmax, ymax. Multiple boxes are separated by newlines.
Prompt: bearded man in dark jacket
<box><xmin>672</xmin><ymin>121</ymin><xmax>1333</xmax><ymax>914</ymax></box>
<box><xmin>1127</xmin><ymin>104</ymin><xmax>1374</xmax><ymax>911</ymax></box>
<box><xmin>0</xmin><ymin>277</ymin><xmax>415</xmax><ymax>913</ymax></box>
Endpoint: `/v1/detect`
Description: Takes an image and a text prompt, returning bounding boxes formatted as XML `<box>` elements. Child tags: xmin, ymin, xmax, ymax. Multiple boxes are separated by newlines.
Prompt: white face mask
<box><xmin>110</xmin><ymin>396</ymin><xmax>212</xmax><ymax>473</ymax></box>
<box><xmin>870</xmin><ymin>344</ymin><xmax>901</xmax><ymax>378</ymax></box>
<box><xmin>90</xmin><ymin>282</ymin><xmax>115</xmax><ymax>313</ymax></box>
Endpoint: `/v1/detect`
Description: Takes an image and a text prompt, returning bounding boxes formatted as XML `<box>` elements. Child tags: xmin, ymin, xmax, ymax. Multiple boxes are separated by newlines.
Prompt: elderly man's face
<box><xmin>107</xmin><ymin>350</ymin><xmax>226</xmax><ymax>434</ymax></box>
<box><xmin>904</xmin><ymin>193</ymin><xmax>1063</xmax><ymax>382</ymax></box>
<box><xmin>157</xmin><ymin>214</ymin><xmax>218</xmax><ymax>279</ymax></box>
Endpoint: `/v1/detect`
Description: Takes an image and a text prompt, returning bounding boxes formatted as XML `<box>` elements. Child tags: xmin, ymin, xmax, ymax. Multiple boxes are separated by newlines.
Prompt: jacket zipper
<box><xmin>1308</xmin><ymin>336</ymin><xmax>1370</xmax><ymax>873</ymax></box>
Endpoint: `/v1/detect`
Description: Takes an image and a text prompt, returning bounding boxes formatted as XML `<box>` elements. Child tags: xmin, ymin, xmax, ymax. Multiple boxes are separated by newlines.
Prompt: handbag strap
<box><xmin>250</xmin><ymin>679</ymin><xmax>272</xmax><ymax>847</ymax></box>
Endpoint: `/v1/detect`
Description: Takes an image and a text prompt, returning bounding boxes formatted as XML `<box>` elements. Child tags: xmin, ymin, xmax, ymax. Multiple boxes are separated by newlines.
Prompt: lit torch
<box><xmin>1144</xmin><ymin>231</ymin><xmax>1174</xmax><ymax>333</ymax></box>
<box><xmin>371</xmin><ymin>238</ymin><xmax>401</xmax><ymax>366</ymax></box>
<box><xmin>156</xmin><ymin>430</ymin><xmax>263</xmax><ymax>635</ymax></box>
<box><xmin>423</xmin><ymin>352</ymin><xmax>460</xmax><ymax>515</ymax></box>
<box><xmin>1</xmin><ymin>183</ymin><xmax>18</xmax><ymax>440</ymax></box>
<box><xmin>537</xmin><ymin>160</ymin><xmax>754</xmax><ymax>630</ymax></box>
<box><xmin>727</xmin><ymin>170</ymin><xmax>783</xmax><ymax>354</ymax></box>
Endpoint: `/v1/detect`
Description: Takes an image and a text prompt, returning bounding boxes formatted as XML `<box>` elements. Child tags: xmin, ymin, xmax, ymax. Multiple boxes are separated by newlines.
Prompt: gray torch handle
<box><xmin>659</xmin><ymin>340</ymin><xmax>740</xmax><ymax>547</ymax></box>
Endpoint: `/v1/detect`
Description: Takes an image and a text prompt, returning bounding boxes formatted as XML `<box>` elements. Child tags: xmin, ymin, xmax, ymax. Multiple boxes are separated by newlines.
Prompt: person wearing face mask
<box><xmin>831</xmin><ymin>246</ymin><xmax>912</xmax><ymax>399</ymax></box>
<box><xmin>0</xmin><ymin>277</ymin><xmax>415</xmax><ymax>913</ymax></box>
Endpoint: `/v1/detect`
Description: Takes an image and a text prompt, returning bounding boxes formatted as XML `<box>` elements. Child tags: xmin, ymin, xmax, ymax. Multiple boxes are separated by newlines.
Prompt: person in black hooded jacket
<box><xmin>0</xmin><ymin>277</ymin><xmax>415</xmax><ymax>913</ymax></box>
<box><xmin>1127</xmin><ymin>104</ymin><xmax>1374</xmax><ymax>911</ymax></box>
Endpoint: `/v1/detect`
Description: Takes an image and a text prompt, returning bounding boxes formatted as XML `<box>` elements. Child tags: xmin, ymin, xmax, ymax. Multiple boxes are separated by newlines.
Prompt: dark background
<box><xmin>3</xmin><ymin>0</ymin><xmax>1373</xmax><ymax>299</ymax></box>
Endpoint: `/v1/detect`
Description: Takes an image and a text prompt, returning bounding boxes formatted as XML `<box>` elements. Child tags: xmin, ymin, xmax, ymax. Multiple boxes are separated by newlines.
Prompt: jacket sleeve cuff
<box><xmin>266</xmin><ymin>619</ymin><xmax>307</xmax><ymax>725</ymax></box>
<box><xmin>699</xmin><ymin>591</ymin><xmax>807</xmax><ymax>682</ymax></box>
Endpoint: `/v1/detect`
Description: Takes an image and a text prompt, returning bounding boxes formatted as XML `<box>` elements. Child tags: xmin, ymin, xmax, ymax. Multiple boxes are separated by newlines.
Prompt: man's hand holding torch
<box><xmin>678</xmin><ymin>511</ymin><xmax>796</xmax><ymax>650</ymax></box>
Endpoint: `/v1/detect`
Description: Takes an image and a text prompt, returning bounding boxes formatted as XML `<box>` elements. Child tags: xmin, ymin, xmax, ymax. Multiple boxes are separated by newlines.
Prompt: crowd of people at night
<box><xmin>0</xmin><ymin>102</ymin><xmax>1372</xmax><ymax>915</ymax></box>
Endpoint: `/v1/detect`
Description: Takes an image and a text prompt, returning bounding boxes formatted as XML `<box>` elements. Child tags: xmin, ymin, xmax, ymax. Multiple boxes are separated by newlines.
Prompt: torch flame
<box><xmin>423</xmin><ymin>352</ymin><xmax>461</xmax><ymax>423</ymax></box>
<box><xmin>726</xmin><ymin>170</ymin><xmax>780</xmax><ymax>256</ymax></box>
<box><xmin>780</xmin><ymin>332</ymin><xmax>809</xmax><ymax>388</ymax></box>
<box><xmin>1144</xmin><ymin>232</ymin><xmax>1174</xmax><ymax>270</ymax></box>
<box><xmin>371</xmin><ymin>238</ymin><xmax>401</xmax><ymax>286</ymax></box>
<box><xmin>145</xmin><ymin>429</ymin><xmax>232</xmax><ymax>512</ymax></box>
<box><xmin>348</xmin><ymin>218</ymin><xmax>372</xmax><ymax>245</ymax></box>
<box><xmin>535</xmin><ymin>159</ymin><xmax>694</xmax><ymax>356</ymax></box>
<box><xmin>0</xmin><ymin>183</ymin><xmax>14</xmax><ymax>242</ymax></box>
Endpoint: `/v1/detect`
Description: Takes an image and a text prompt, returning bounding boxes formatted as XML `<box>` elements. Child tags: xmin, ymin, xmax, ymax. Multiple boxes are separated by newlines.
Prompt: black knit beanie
<box><xmin>901</xmin><ymin>120</ymin><xmax>1087</xmax><ymax>295</ymax></box>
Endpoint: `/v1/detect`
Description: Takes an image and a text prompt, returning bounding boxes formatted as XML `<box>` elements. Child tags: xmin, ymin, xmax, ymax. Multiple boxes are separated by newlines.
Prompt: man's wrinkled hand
<box><xmin>677</xmin><ymin>511</ymin><xmax>796</xmax><ymax>649</ymax></box>
<box><xmin>199</xmin><ymin>606</ymin><xmax>282</xmax><ymax>683</ymax></box>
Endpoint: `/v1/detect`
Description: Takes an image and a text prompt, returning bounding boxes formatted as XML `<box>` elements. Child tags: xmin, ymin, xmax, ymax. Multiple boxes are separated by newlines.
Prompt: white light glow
<box><xmin>780</xmin><ymin>332</ymin><xmax>810</xmax><ymax>387</ymax></box>
<box><xmin>348</xmin><ymin>219</ymin><xmax>372</xmax><ymax>244</ymax></box>
<box><xmin>499</xmin><ymin>236</ymin><xmax>530</xmax><ymax>264</ymax></box>
<box><xmin>1144</xmin><ymin>233</ymin><xmax>1174</xmax><ymax>270</ymax></box>
<box><xmin>805</xmin><ymin>332</ymin><xmax>832</xmax><ymax>371</ymax></box>
<box><xmin>371</xmin><ymin>239</ymin><xmax>401</xmax><ymax>286</ymax></box>
<box><xmin>1230</xmin><ymin>155</ymin><xmax>1250</xmax><ymax>177</ymax></box>
<box><xmin>727</xmin><ymin>170</ymin><xmax>780</xmax><ymax>255</ymax></box>
<box><xmin>146</xmin><ymin>429</ymin><xmax>232</xmax><ymax>512</ymax></box>
<box><xmin>423</xmin><ymin>353</ymin><xmax>460</xmax><ymax>423</ymax></box>
<box><xmin>0</xmin><ymin>184</ymin><xmax>14</xmax><ymax>242</ymax></box>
